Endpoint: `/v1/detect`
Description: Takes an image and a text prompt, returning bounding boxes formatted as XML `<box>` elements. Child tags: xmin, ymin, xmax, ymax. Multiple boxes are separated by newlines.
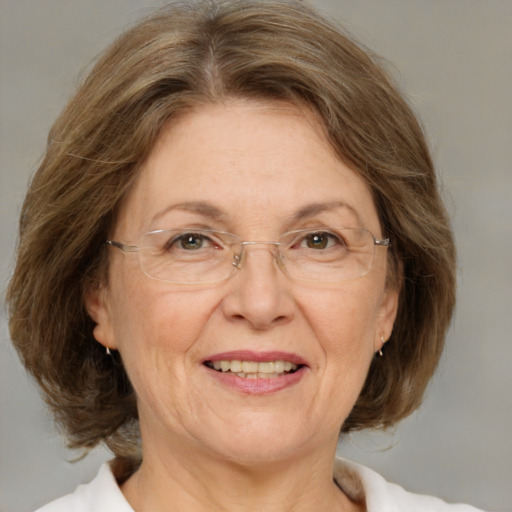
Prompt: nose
<box><xmin>221</xmin><ymin>244</ymin><xmax>295</xmax><ymax>330</ymax></box>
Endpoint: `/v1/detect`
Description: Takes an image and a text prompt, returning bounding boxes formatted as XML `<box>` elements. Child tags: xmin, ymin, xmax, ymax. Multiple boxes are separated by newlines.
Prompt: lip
<box><xmin>203</xmin><ymin>350</ymin><xmax>309</xmax><ymax>395</ymax></box>
<box><xmin>204</xmin><ymin>350</ymin><xmax>309</xmax><ymax>366</ymax></box>
<box><xmin>205</xmin><ymin>365</ymin><xmax>307</xmax><ymax>395</ymax></box>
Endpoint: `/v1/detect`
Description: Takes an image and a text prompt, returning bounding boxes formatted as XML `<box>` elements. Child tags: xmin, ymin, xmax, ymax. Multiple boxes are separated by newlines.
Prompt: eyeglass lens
<box><xmin>136</xmin><ymin>228</ymin><xmax>380</xmax><ymax>284</ymax></box>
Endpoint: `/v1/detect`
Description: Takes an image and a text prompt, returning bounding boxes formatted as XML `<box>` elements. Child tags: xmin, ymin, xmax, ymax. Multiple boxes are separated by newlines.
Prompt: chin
<box><xmin>198</xmin><ymin>413</ymin><xmax>324</xmax><ymax>466</ymax></box>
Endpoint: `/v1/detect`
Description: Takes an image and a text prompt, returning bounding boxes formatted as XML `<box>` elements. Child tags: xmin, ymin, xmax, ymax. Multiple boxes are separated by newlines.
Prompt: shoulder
<box><xmin>334</xmin><ymin>457</ymin><xmax>486</xmax><ymax>512</ymax></box>
<box><xmin>35</xmin><ymin>463</ymin><xmax>133</xmax><ymax>512</ymax></box>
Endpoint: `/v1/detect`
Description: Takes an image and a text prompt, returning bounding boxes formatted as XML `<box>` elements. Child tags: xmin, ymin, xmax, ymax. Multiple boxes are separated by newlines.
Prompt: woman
<box><xmin>6</xmin><ymin>0</ymin><xmax>484</xmax><ymax>510</ymax></box>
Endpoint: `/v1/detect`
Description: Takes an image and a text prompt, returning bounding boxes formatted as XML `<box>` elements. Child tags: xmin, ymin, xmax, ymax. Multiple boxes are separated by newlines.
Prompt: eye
<box><xmin>164</xmin><ymin>232</ymin><xmax>216</xmax><ymax>252</ymax></box>
<box><xmin>179</xmin><ymin>233</ymin><xmax>208</xmax><ymax>250</ymax></box>
<box><xmin>300</xmin><ymin>231</ymin><xmax>345</xmax><ymax>250</ymax></box>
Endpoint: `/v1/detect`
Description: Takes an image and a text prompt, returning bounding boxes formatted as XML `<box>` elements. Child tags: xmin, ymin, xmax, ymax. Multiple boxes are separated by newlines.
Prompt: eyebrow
<box><xmin>289</xmin><ymin>201</ymin><xmax>363</xmax><ymax>227</ymax></box>
<box><xmin>150</xmin><ymin>200</ymin><xmax>363</xmax><ymax>228</ymax></box>
<box><xmin>151</xmin><ymin>201</ymin><xmax>227</xmax><ymax>223</ymax></box>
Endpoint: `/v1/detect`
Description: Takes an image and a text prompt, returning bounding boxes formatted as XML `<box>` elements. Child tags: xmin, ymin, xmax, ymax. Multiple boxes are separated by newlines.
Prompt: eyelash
<box><xmin>293</xmin><ymin>230</ymin><xmax>348</xmax><ymax>251</ymax></box>
<box><xmin>164</xmin><ymin>232</ymin><xmax>218</xmax><ymax>251</ymax></box>
<box><xmin>162</xmin><ymin>229</ymin><xmax>349</xmax><ymax>252</ymax></box>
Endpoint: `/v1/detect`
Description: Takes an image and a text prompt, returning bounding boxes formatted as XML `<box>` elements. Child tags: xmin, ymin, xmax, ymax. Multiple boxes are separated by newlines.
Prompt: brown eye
<box><xmin>303</xmin><ymin>232</ymin><xmax>340</xmax><ymax>250</ymax></box>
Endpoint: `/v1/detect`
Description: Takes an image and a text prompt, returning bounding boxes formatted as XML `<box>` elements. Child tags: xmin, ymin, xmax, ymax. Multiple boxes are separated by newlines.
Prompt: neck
<box><xmin>121</xmin><ymin>436</ymin><xmax>362</xmax><ymax>512</ymax></box>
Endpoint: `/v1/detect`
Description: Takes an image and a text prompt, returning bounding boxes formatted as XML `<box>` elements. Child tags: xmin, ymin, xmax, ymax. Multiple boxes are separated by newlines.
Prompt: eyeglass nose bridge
<box><xmin>231</xmin><ymin>240</ymin><xmax>285</xmax><ymax>272</ymax></box>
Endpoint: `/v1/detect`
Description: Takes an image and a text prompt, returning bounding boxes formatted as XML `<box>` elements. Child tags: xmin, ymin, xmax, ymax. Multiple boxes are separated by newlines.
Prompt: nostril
<box><xmin>274</xmin><ymin>315</ymin><xmax>288</xmax><ymax>325</ymax></box>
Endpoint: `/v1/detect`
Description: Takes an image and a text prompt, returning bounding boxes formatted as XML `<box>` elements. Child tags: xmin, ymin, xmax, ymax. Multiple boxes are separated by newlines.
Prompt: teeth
<box><xmin>259</xmin><ymin>362</ymin><xmax>275</xmax><ymax>373</ymax></box>
<box><xmin>208</xmin><ymin>360</ymin><xmax>299</xmax><ymax>378</ymax></box>
<box><xmin>242</xmin><ymin>361</ymin><xmax>258</xmax><ymax>373</ymax></box>
<box><xmin>230</xmin><ymin>360</ymin><xmax>242</xmax><ymax>373</ymax></box>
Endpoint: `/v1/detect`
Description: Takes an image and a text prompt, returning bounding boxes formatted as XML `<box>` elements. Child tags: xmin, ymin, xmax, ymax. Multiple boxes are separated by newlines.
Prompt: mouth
<box><xmin>203</xmin><ymin>351</ymin><xmax>308</xmax><ymax>394</ymax></box>
<box><xmin>204</xmin><ymin>359</ymin><xmax>303</xmax><ymax>379</ymax></box>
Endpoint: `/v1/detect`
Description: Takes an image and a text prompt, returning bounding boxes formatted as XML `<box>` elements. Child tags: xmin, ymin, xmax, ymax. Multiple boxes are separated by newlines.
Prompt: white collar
<box><xmin>334</xmin><ymin>457</ymin><xmax>483</xmax><ymax>512</ymax></box>
<box><xmin>37</xmin><ymin>458</ymin><xmax>483</xmax><ymax>511</ymax></box>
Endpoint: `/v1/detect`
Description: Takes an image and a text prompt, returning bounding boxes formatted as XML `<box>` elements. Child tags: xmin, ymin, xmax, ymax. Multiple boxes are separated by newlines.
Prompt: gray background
<box><xmin>1</xmin><ymin>1</ymin><xmax>511</xmax><ymax>511</ymax></box>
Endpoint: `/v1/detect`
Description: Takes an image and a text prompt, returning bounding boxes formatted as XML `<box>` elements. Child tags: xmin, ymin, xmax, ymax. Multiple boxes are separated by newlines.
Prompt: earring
<box><xmin>106</xmin><ymin>347</ymin><xmax>112</xmax><ymax>356</ymax></box>
<box><xmin>378</xmin><ymin>334</ymin><xmax>385</xmax><ymax>357</ymax></box>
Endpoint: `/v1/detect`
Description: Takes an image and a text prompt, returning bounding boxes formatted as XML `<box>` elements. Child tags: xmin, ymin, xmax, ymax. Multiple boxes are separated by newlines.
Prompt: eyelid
<box><xmin>148</xmin><ymin>222</ymin><xmax>220</xmax><ymax>234</ymax></box>
<box><xmin>149</xmin><ymin>227</ymin><xmax>363</xmax><ymax>248</ymax></box>
<box><xmin>155</xmin><ymin>228</ymin><xmax>241</xmax><ymax>247</ymax></box>
<box><xmin>283</xmin><ymin>226</ymin><xmax>343</xmax><ymax>238</ymax></box>
<box><xmin>294</xmin><ymin>228</ymin><xmax>344</xmax><ymax>241</ymax></box>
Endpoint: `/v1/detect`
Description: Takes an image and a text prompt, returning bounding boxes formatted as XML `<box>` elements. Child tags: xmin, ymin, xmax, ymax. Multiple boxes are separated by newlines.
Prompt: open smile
<box><xmin>203</xmin><ymin>351</ymin><xmax>308</xmax><ymax>393</ymax></box>
<box><xmin>204</xmin><ymin>359</ymin><xmax>301</xmax><ymax>379</ymax></box>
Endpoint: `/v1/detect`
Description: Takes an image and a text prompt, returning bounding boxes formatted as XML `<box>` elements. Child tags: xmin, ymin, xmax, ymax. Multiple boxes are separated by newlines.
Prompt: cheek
<box><xmin>292</xmin><ymin>285</ymin><xmax>382</xmax><ymax>431</ymax></box>
<box><xmin>109</xmin><ymin>275</ymin><xmax>221</xmax><ymax>376</ymax></box>
<box><xmin>297</xmin><ymin>284</ymin><xmax>381</xmax><ymax>361</ymax></box>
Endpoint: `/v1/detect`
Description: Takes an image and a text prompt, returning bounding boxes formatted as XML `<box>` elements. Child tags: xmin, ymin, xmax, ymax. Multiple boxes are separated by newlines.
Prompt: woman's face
<box><xmin>87</xmin><ymin>100</ymin><xmax>398</xmax><ymax>466</ymax></box>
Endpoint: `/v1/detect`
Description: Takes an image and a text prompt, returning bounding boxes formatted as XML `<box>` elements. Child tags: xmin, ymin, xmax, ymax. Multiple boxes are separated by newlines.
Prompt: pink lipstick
<box><xmin>203</xmin><ymin>350</ymin><xmax>308</xmax><ymax>395</ymax></box>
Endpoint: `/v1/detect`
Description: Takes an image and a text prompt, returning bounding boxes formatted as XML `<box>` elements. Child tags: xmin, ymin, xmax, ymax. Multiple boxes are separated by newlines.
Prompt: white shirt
<box><xmin>35</xmin><ymin>458</ymin><xmax>485</xmax><ymax>511</ymax></box>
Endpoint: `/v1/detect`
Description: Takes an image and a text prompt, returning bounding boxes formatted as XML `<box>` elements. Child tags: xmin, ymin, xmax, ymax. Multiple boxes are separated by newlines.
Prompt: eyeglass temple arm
<box><xmin>374</xmin><ymin>238</ymin><xmax>391</xmax><ymax>247</ymax></box>
<box><xmin>105</xmin><ymin>240</ymin><xmax>140</xmax><ymax>253</ymax></box>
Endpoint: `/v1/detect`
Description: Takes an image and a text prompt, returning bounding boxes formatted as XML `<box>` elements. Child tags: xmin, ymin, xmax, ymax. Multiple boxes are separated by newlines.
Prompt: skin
<box><xmin>86</xmin><ymin>100</ymin><xmax>399</xmax><ymax>512</ymax></box>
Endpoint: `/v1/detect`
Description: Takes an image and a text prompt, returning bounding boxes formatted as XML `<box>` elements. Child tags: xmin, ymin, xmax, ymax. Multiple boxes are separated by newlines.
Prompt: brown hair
<box><xmin>7</xmin><ymin>0</ymin><xmax>455</xmax><ymax>468</ymax></box>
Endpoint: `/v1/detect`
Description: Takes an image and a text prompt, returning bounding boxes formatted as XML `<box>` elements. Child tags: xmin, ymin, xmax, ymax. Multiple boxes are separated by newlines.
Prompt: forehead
<box><xmin>114</xmin><ymin>100</ymin><xmax>380</xmax><ymax>237</ymax></box>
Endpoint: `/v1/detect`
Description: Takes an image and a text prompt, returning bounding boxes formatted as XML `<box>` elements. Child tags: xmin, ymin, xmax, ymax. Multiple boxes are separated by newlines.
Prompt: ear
<box><xmin>84</xmin><ymin>282</ymin><xmax>118</xmax><ymax>351</ymax></box>
<box><xmin>374</xmin><ymin>285</ymin><xmax>400</xmax><ymax>352</ymax></box>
